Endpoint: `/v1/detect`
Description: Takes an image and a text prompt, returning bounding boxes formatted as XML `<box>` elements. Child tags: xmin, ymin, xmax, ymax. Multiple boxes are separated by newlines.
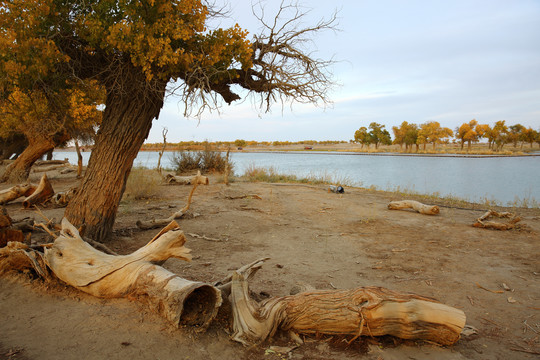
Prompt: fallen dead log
<box><xmin>60</xmin><ymin>166</ymin><xmax>77</xmax><ymax>174</ymax></box>
<box><xmin>31</xmin><ymin>164</ymin><xmax>69</xmax><ymax>173</ymax></box>
<box><xmin>165</xmin><ymin>172</ymin><xmax>209</xmax><ymax>185</ymax></box>
<box><xmin>135</xmin><ymin>209</ymin><xmax>196</xmax><ymax>230</ymax></box>
<box><xmin>52</xmin><ymin>187</ymin><xmax>78</xmax><ymax>207</ymax></box>
<box><xmin>220</xmin><ymin>259</ymin><xmax>465</xmax><ymax>346</ymax></box>
<box><xmin>22</xmin><ymin>174</ymin><xmax>54</xmax><ymax>208</ymax></box>
<box><xmin>34</xmin><ymin>159</ymin><xmax>69</xmax><ymax>166</ymax></box>
<box><xmin>388</xmin><ymin>200</ymin><xmax>440</xmax><ymax>215</ymax></box>
<box><xmin>0</xmin><ymin>184</ymin><xmax>36</xmax><ymax>205</ymax></box>
<box><xmin>0</xmin><ymin>219</ymin><xmax>222</xmax><ymax>330</ymax></box>
<box><xmin>473</xmin><ymin>210</ymin><xmax>521</xmax><ymax>230</ymax></box>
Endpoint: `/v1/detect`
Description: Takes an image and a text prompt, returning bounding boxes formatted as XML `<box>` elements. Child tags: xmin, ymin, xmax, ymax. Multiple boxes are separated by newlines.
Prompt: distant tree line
<box><xmin>353</xmin><ymin>120</ymin><xmax>540</xmax><ymax>151</ymax></box>
<box><xmin>141</xmin><ymin>139</ymin><xmax>348</xmax><ymax>150</ymax></box>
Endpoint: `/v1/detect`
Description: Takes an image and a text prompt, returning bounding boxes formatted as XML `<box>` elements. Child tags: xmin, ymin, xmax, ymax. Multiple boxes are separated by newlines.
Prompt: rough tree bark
<box><xmin>219</xmin><ymin>259</ymin><xmax>466</xmax><ymax>346</ymax></box>
<box><xmin>1</xmin><ymin>137</ymin><xmax>55</xmax><ymax>183</ymax></box>
<box><xmin>65</xmin><ymin>70</ymin><xmax>168</xmax><ymax>242</ymax></box>
<box><xmin>0</xmin><ymin>134</ymin><xmax>28</xmax><ymax>161</ymax></box>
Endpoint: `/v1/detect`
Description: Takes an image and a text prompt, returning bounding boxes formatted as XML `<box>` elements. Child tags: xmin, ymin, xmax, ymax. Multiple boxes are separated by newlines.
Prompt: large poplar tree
<box><xmin>1</xmin><ymin>0</ymin><xmax>336</xmax><ymax>241</ymax></box>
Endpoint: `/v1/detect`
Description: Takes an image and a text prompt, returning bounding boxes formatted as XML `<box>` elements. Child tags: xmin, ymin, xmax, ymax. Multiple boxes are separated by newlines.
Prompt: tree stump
<box><xmin>23</xmin><ymin>174</ymin><xmax>54</xmax><ymax>208</ymax></box>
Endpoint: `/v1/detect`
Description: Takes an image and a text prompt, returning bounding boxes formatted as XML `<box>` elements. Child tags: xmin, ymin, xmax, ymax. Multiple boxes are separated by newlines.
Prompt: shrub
<box><xmin>170</xmin><ymin>144</ymin><xmax>233</xmax><ymax>174</ymax></box>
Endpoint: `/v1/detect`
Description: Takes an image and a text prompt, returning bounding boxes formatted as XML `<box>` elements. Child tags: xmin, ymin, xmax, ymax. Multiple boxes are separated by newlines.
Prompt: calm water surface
<box><xmin>53</xmin><ymin>151</ymin><xmax>539</xmax><ymax>205</ymax></box>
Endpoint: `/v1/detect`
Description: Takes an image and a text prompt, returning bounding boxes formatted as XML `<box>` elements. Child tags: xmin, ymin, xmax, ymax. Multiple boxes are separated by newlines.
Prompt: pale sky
<box><xmin>146</xmin><ymin>0</ymin><xmax>540</xmax><ymax>143</ymax></box>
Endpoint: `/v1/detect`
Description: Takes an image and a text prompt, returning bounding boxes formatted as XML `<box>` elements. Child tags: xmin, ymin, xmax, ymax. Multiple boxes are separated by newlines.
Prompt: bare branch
<box><xmin>176</xmin><ymin>0</ymin><xmax>339</xmax><ymax>116</ymax></box>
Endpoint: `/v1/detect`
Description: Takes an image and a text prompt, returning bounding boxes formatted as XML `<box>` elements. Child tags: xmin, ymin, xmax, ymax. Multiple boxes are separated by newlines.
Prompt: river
<box><xmin>52</xmin><ymin>150</ymin><xmax>540</xmax><ymax>206</ymax></box>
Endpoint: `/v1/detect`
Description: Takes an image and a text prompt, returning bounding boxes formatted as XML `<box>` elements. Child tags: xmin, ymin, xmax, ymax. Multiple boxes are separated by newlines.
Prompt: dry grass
<box><xmin>122</xmin><ymin>167</ymin><xmax>161</xmax><ymax>201</ymax></box>
<box><xmin>242</xmin><ymin>164</ymin><xmax>353</xmax><ymax>186</ymax></box>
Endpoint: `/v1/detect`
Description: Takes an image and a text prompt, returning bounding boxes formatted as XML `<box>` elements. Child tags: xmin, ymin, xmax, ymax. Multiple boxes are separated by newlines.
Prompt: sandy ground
<box><xmin>0</xmin><ymin>171</ymin><xmax>539</xmax><ymax>360</ymax></box>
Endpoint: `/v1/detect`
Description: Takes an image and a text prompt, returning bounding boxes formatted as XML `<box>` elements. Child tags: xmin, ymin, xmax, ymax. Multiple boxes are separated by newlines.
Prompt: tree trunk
<box><xmin>65</xmin><ymin>72</ymin><xmax>168</xmax><ymax>242</ymax></box>
<box><xmin>1</xmin><ymin>137</ymin><xmax>55</xmax><ymax>183</ymax></box>
<box><xmin>74</xmin><ymin>140</ymin><xmax>84</xmax><ymax>178</ymax></box>
<box><xmin>45</xmin><ymin>149</ymin><xmax>53</xmax><ymax>161</ymax></box>
<box><xmin>0</xmin><ymin>134</ymin><xmax>28</xmax><ymax>160</ymax></box>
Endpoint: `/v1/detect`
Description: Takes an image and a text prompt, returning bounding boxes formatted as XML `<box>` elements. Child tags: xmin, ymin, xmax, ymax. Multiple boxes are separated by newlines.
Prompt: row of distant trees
<box><xmin>354</xmin><ymin>120</ymin><xmax>540</xmax><ymax>151</ymax></box>
<box><xmin>141</xmin><ymin>139</ymin><xmax>347</xmax><ymax>150</ymax></box>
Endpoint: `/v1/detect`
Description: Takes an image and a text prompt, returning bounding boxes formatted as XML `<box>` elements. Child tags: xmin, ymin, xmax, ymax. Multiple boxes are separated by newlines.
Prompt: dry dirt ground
<box><xmin>1</xmin><ymin>170</ymin><xmax>539</xmax><ymax>360</ymax></box>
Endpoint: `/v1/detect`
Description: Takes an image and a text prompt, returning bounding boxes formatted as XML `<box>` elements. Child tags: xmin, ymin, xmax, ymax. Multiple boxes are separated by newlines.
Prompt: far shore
<box><xmin>57</xmin><ymin>143</ymin><xmax>540</xmax><ymax>158</ymax></box>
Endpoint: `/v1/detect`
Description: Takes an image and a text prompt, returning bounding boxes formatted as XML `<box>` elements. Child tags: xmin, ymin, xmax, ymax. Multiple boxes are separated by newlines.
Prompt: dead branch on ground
<box><xmin>388</xmin><ymin>200</ymin><xmax>440</xmax><ymax>215</ymax></box>
<box><xmin>136</xmin><ymin>174</ymin><xmax>203</xmax><ymax>230</ymax></box>
<box><xmin>165</xmin><ymin>171</ymin><xmax>209</xmax><ymax>186</ymax></box>
<box><xmin>473</xmin><ymin>210</ymin><xmax>522</xmax><ymax>230</ymax></box>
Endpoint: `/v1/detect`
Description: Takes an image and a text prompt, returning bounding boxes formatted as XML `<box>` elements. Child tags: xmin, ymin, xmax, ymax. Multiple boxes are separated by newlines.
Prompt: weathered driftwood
<box><xmin>0</xmin><ymin>219</ymin><xmax>222</xmax><ymax>330</ymax></box>
<box><xmin>52</xmin><ymin>187</ymin><xmax>78</xmax><ymax>207</ymax></box>
<box><xmin>0</xmin><ymin>241</ymin><xmax>50</xmax><ymax>277</ymax></box>
<box><xmin>221</xmin><ymin>259</ymin><xmax>465</xmax><ymax>346</ymax></box>
<box><xmin>34</xmin><ymin>159</ymin><xmax>69</xmax><ymax>166</ymax></box>
<box><xmin>473</xmin><ymin>210</ymin><xmax>521</xmax><ymax>230</ymax></box>
<box><xmin>23</xmin><ymin>174</ymin><xmax>54</xmax><ymax>208</ymax></box>
<box><xmin>32</xmin><ymin>164</ymin><xmax>69</xmax><ymax>173</ymax></box>
<box><xmin>388</xmin><ymin>200</ymin><xmax>440</xmax><ymax>215</ymax></box>
<box><xmin>165</xmin><ymin>172</ymin><xmax>209</xmax><ymax>185</ymax></box>
<box><xmin>60</xmin><ymin>166</ymin><xmax>77</xmax><ymax>174</ymax></box>
<box><xmin>136</xmin><ymin>208</ymin><xmax>196</xmax><ymax>230</ymax></box>
<box><xmin>0</xmin><ymin>184</ymin><xmax>36</xmax><ymax>205</ymax></box>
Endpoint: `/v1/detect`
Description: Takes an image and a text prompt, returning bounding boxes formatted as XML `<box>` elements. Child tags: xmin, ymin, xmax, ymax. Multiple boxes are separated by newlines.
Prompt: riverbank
<box><xmin>86</xmin><ymin>141</ymin><xmax>540</xmax><ymax>156</ymax></box>
<box><xmin>1</xmin><ymin>168</ymin><xmax>539</xmax><ymax>359</ymax></box>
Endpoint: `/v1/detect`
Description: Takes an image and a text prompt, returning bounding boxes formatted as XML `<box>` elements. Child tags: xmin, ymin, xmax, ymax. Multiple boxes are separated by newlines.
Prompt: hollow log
<box><xmin>0</xmin><ymin>184</ymin><xmax>36</xmax><ymax>205</ymax></box>
<box><xmin>388</xmin><ymin>200</ymin><xmax>440</xmax><ymax>215</ymax></box>
<box><xmin>41</xmin><ymin>219</ymin><xmax>221</xmax><ymax>330</ymax></box>
<box><xmin>22</xmin><ymin>174</ymin><xmax>54</xmax><ymax>208</ymax></box>
<box><xmin>165</xmin><ymin>173</ymin><xmax>209</xmax><ymax>185</ymax></box>
<box><xmin>226</xmin><ymin>260</ymin><xmax>465</xmax><ymax>346</ymax></box>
